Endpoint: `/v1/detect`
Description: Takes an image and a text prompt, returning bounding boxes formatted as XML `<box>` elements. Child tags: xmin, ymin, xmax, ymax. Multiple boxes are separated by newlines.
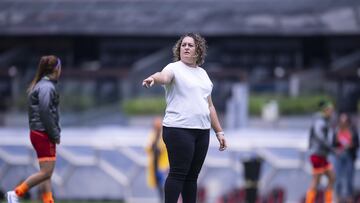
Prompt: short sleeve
<box><xmin>201</xmin><ymin>67</ymin><xmax>213</xmax><ymax>88</ymax></box>
<box><xmin>162</xmin><ymin>63</ymin><xmax>175</xmax><ymax>79</ymax></box>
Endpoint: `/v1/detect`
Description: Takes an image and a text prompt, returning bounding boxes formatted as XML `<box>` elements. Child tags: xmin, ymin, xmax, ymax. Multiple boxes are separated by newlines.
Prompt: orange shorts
<box><xmin>310</xmin><ymin>154</ymin><xmax>332</xmax><ymax>174</ymax></box>
<box><xmin>30</xmin><ymin>130</ymin><xmax>56</xmax><ymax>162</ymax></box>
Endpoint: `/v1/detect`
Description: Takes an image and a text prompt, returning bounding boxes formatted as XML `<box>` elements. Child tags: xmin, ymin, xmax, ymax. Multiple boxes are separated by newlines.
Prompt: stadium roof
<box><xmin>0</xmin><ymin>0</ymin><xmax>359</xmax><ymax>36</ymax></box>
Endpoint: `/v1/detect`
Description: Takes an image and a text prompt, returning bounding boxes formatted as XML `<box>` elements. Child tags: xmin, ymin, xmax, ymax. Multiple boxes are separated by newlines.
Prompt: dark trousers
<box><xmin>162</xmin><ymin>126</ymin><xmax>210</xmax><ymax>203</ymax></box>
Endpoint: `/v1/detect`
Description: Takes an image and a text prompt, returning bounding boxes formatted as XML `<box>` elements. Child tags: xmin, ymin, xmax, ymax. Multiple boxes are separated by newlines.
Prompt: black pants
<box><xmin>162</xmin><ymin>126</ymin><xmax>210</xmax><ymax>203</ymax></box>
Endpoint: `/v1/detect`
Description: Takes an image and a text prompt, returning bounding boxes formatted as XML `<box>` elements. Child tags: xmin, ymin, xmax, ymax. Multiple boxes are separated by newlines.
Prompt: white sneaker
<box><xmin>6</xmin><ymin>191</ymin><xmax>20</xmax><ymax>203</ymax></box>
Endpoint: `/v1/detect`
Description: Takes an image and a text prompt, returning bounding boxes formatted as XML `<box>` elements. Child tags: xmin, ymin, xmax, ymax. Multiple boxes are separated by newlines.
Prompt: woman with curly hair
<box><xmin>142</xmin><ymin>33</ymin><xmax>227</xmax><ymax>203</ymax></box>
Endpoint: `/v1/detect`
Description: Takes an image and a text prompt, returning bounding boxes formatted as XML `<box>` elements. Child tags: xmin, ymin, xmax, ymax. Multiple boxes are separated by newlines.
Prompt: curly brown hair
<box><xmin>172</xmin><ymin>33</ymin><xmax>207</xmax><ymax>66</ymax></box>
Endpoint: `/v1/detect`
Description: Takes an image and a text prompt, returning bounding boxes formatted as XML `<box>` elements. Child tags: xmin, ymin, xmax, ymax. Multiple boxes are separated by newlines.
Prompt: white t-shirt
<box><xmin>162</xmin><ymin>61</ymin><xmax>213</xmax><ymax>129</ymax></box>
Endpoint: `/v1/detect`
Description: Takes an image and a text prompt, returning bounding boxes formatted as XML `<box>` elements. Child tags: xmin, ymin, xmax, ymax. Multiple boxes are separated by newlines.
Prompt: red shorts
<box><xmin>30</xmin><ymin>130</ymin><xmax>56</xmax><ymax>162</ymax></box>
<box><xmin>310</xmin><ymin>154</ymin><xmax>332</xmax><ymax>174</ymax></box>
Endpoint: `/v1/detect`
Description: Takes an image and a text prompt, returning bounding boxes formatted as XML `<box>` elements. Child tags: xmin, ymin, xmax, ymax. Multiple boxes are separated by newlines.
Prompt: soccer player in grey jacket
<box><xmin>305</xmin><ymin>100</ymin><xmax>336</xmax><ymax>203</ymax></box>
<box><xmin>6</xmin><ymin>55</ymin><xmax>61</xmax><ymax>203</ymax></box>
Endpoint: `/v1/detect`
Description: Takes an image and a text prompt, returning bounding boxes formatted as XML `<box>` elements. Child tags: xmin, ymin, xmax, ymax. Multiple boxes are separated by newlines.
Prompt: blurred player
<box><xmin>146</xmin><ymin>116</ymin><xmax>169</xmax><ymax>202</ymax></box>
<box><xmin>333</xmin><ymin>113</ymin><xmax>359</xmax><ymax>203</ymax></box>
<box><xmin>305</xmin><ymin>100</ymin><xmax>335</xmax><ymax>203</ymax></box>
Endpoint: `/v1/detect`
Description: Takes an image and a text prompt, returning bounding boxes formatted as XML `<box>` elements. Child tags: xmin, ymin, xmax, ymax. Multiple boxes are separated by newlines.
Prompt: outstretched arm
<box><xmin>142</xmin><ymin>69</ymin><xmax>173</xmax><ymax>88</ymax></box>
<box><xmin>208</xmin><ymin>95</ymin><xmax>227</xmax><ymax>151</ymax></box>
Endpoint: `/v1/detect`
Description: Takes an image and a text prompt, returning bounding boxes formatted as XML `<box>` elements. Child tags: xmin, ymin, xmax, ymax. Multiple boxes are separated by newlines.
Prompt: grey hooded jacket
<box><xmin>309</xmin><ymin>113</ymin><xmax>334</xmax><ymax>156</ymax></box>
<box><xmin>28</xmin><ymin>77</ymin><xmax>60</xmax><ymax>142</ymax></box>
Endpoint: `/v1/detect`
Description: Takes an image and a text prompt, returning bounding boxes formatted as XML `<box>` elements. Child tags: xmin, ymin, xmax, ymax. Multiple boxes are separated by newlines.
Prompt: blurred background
<box><xmin>0</xmin><ymin>0</ymin><xmax>360</xmax><ymax>202</ymax></box>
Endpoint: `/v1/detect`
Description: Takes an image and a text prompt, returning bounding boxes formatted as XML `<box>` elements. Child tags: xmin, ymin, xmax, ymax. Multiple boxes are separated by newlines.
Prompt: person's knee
<box><xmin>39</xmin><ymin>169</ymin><xmax>53</xmax><ymax>180</ymax></box>
<box><xmin>185</xmin><ymin>173</ymin><xmax>199</xmax><ymax>182</ymax></box>
<box><xmin>39</xmin><ymin>162</ymin><xmax>55</xmax><ymax>179</ymax></box>
<box><xmin>41</xmin><ymin>173</ymin><xmax>51</xmax><ymax>180</ymax></box>
<box><xmin>168</xmin><ymin>171</ymin><xmax>187</xmax><ymax>181</ymax></box>
<box><xmin>329</xmin><ymin>173</ymin><xmax>336</xmax><ymax>184</ymax></box>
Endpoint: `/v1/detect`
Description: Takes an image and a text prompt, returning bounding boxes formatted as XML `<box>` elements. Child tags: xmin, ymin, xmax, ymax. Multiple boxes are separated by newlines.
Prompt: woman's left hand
<box><xmin>216</xmin><ymin>134</ymin><xmax>227</xmax><ymax>151</ymax></box>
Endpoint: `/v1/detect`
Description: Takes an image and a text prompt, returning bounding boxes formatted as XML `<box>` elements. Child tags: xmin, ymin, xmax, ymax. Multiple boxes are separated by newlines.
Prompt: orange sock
<box><xmin>305</xmin><ymin>189</ymin><xmax>316</xmax><ymax>203</ymax></box>
<box><xmin>325</xmin><ymin>189</ymin><xmax>333</xmax><ymax>203</ymax></box>
<box><xmin>42</xmin><ymin>192</ymin><xmax>54</xmax><ymax>203</ymax></box>
<box><xmin>15</xmin><ymin>182</ymin><xmax>29</xmax><ymax>197</ymax></box>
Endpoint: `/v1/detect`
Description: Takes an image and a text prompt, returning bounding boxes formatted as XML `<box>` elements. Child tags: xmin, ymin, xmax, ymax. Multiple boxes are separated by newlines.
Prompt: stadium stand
<box><xmin>0</xmin><ymin>0</ymin><xmax>359</xmax><ymax>35</ymax></box>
